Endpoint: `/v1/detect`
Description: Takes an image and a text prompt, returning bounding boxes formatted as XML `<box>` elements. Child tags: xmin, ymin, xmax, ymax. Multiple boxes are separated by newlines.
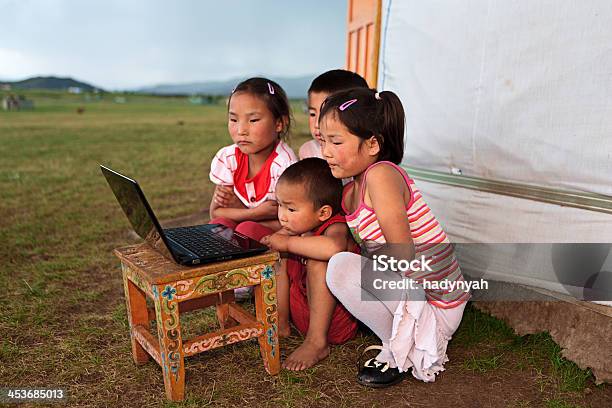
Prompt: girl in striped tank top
<box><xmin>319</xmin><ymin>88</ymin><xmax>470</xmax><ymax>388</ymax></box>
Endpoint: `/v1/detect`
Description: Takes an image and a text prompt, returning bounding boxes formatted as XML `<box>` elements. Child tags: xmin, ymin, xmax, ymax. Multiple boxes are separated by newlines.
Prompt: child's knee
<box><xmin>209</xmin><ymin>217</ymin><xmax>237</xmax><ymax>229</ymax></box>
<box><xmin>305</xmin><ymin>259</ymin><xmax>327</xmax><ymax>274</ymax></box>
<box><xmin>326</xmin><ymin>252</ymin><xmax>357</xmax><ymax>291</ymax></box>
<box><xmin>276</xmin><ymin>258</ymin><xmax>289</xmax><ymax>277</ymax></box>
<box><xmin>235</xmin><ymin>221</ymin><xmax>273</xmax><ymax>241</ymax></box>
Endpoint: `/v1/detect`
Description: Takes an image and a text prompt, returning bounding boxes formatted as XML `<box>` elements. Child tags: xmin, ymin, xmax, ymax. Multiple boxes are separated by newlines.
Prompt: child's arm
<box><xmin>209</xmin><ymin>145</ymin><xmax>278</xmax><ymax>222</ymax></box>
<box><xmin>209</xmin><ymin>192</ymin><xmax>278</xmax><ymax>222</ymax></box>
<box><xmin>262</xmin><ymin>223</ymin><xmax>349</xmax><ymax>261</ymax></box>
<box><xmin>209</xmin><ymin>185</ymin><xmax>243</xmax><ymax>217</ymax></box>
<box><xmin>365</xmin><ymin>165</ymin><xmax>416</xmax><ymax>260</ymax></box>
<box><xmin>213</xmin><ymin>185</ymin><xmax>244</xmax><ymax>208</ymax></box>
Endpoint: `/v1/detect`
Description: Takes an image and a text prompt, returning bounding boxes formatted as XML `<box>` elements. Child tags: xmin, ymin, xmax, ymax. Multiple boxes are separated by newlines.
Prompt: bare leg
<box><xmin>276</xmin><ymin>258</ymin><xmax>291</xmax><ymax>337</ymax></box>
<box><xmin>283</xmin><ymin>259</ymin><xmax>332</xmax><ymax>371</ymax></box>
<box><xmin>327</xmin><ymin>252</ymin><xmax>403</xmax><ymax>367</ymax></box>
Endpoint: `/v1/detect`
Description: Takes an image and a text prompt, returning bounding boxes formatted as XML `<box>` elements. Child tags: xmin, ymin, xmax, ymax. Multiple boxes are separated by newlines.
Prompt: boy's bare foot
<box><xmin>282</xmin><ymin>339</ymin><xmax>330</xmax><ymax>371</ymax></box>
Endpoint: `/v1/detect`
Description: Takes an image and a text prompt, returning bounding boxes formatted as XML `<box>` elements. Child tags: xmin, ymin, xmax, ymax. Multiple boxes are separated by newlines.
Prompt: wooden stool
<box><xmin>114</xmin><ymin>243</ymin><xmax>280</xmax><ymax>401</ymax></box>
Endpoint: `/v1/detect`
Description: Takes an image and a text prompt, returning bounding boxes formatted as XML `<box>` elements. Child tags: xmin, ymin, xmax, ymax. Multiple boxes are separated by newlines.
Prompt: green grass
<box><xmin>0</xmin><ymin>92</ymin><xmax>608</xmax><ymax>407</ymax></box>
<box><xmin>452</xmin><ymin>302</ymin><xmax>516</xmax><ymax>346</ymax></box>
<box><xmin>457</xmin><ymin>303</ymin><xmax>598</xmax><ymax>387</ymax></box>
<box><xmin>509</xmin><ymin>333</ymin><xmax>594</xmax><ymax>392</ymax></box>
<box><xmin>463</xmin><ymin>352</ymin><xmax>504</xmax><ymax>373</ymax></box>
<box><xmin>545</xmin><ymin>399</ymin><xmax>582</xmax><ymax>408</ymax></box>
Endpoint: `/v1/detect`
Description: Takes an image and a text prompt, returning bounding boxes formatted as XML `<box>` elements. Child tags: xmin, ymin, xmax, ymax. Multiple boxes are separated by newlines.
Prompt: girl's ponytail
<box><xmin>319</xmin><ymin>88</ymin><xmax>406</xmax><ymax>164</ymax></box>
<box><xmin>377</xmin><ymin>91</ymin><xmax>405</xmax><ymax>164</ymax></box>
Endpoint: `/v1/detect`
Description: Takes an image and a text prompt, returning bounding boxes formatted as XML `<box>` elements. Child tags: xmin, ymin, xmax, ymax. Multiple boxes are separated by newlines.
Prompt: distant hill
<box><xmin>137</xmin><ymin>74</ymin><xmax>316</xmax><ymax>99</ymax></box>
<box><xmin>0</xmin><ymin>76</ymin><xmax>103</xmax><ymax>92</ymax></box>
<box><xmin>0</xmin><ymin>74</ymin><xmax>317</xmax><ymax>98</ymax></box>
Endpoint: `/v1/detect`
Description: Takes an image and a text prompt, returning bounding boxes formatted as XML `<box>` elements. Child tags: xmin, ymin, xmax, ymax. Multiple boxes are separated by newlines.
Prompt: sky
<box><xmin>0</xmin><ymin>0</ymin><xmax>346</xmax><ymax>90</ymax></box>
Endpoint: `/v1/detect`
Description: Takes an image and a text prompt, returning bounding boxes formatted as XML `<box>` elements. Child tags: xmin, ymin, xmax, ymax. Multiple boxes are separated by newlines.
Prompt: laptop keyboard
<box><xmin>164</xmin><ymin>226</ymin><xmax>243</xmax><ymax>257</ymax></box>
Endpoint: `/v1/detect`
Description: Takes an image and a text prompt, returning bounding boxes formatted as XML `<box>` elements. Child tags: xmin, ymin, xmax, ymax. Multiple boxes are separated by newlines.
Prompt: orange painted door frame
<box><xmin>346</xmin><ymin>0</ymin><xmax>382</xmax><ymax>88</ymax></box>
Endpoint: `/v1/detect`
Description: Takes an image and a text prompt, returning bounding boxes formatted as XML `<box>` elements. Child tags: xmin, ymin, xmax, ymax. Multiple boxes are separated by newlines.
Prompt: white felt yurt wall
<box><xmin>377</xmin><ymin>0</ymin><xmax>612</xmax><ymax>304</ymax></box>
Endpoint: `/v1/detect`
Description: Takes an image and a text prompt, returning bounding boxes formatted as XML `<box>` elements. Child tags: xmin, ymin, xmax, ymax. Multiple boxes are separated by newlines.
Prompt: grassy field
<box><xmin>1</xmin><ymin>91</ymin><xmax>610</xmax><ymax>407</ymax></box>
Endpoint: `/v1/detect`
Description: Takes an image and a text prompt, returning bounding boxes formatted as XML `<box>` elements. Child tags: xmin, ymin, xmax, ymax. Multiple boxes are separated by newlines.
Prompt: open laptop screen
<box><xmin>100</xmin><ymin>166</ymin><xmax>174</xmax><ymax>260</ymax></box>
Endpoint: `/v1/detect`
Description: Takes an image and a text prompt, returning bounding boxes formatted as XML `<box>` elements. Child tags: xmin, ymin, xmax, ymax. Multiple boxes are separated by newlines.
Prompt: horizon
<box><xmin>0</xmin><ymin>72</ymin><xmax>321</xmax><ymax>93</ymax></box>
<box><xmin>0</xmin><ymin>0</ymin><xmax>346</xmax><ymax>91</ymax></box>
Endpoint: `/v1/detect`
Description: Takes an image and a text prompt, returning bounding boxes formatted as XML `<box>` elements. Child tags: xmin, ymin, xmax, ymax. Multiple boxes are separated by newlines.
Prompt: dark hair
<box><xmin>319</xmin><ymin>88</ymin><xmax>405</xmax><ymax>164</ymax></box>
<box><xmin>308</xmin><ymin>69</ymin><xmax>369</xmax><ymax>95</ymax></box>
<box><xmin>229</xmin><ymin>77</ymin><xmax>292</xmax><ymax>138</ymax></box>
<box><xmin>278</xmin><ymin>158</ymin><xmax>342</xmax><ymax>214</ymax></box>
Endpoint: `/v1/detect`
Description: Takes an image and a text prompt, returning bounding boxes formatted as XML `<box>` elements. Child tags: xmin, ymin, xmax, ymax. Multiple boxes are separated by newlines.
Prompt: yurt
<box><xmin>346</xmin><ymin>0</ymin><xmax>612</xmax><ymax>383</ymax></box>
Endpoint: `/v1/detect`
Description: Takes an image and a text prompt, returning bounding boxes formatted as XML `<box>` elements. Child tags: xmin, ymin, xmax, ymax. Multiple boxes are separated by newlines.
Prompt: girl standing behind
<box><xmin>319</xmin><ymin>88</ymin><xmax>470</xmax><ymax>388</ymax></box>
<box><xmin>209</xmin><ymin>77</ymin><xmax>297</xmax><ymax>235</ymax></box>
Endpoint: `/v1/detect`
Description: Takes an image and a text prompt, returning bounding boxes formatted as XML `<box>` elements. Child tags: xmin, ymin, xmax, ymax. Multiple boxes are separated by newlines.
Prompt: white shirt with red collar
<box><xmin>209</xmin><ymin>141</ymin><xmax>297</xmax><ymax>208</ymax></box>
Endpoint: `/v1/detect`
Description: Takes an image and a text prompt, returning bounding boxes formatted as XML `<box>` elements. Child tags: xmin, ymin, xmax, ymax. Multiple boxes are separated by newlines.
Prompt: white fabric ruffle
<box><xmin>384</xmin><ymin>288</ymin><xmax>465</xmax><ymax>382</ymax></box>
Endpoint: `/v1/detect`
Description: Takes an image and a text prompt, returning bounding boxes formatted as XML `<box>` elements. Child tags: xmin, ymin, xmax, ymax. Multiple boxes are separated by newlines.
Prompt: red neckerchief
<box><xmin>233</xmin><ymin>143</ymin><xmax>279</xmax><ymax>203</ymax></box>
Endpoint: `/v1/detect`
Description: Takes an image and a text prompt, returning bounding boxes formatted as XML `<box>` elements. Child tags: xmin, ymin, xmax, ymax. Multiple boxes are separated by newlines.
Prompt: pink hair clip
<box><xmin>339</xmin><ymin>98</ymin><xmax>357</xmax><ymax>111</ymax></box>
<box><xmin>267</xmin><ymin>82</ymin><xmax>275</xmax><ymax>95</ymax></box>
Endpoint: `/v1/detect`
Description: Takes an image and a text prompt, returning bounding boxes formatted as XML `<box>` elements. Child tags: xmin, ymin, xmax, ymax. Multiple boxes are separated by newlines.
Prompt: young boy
<box><xmin>260</xmin><ymin>158</ymin><xmax>358</xmax><ymax>370</ymax></box>
<box><xmin>299</xmin><ymin>69</ymin><xmax>369</xmax><ymax>160</ymax></box>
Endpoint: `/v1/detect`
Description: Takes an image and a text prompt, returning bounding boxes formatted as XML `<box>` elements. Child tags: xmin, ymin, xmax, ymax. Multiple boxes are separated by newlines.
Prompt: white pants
<box><xmin>327</xmin><ymin>252</ymin><xmax>466</xmax><ymax>381</ymax></box>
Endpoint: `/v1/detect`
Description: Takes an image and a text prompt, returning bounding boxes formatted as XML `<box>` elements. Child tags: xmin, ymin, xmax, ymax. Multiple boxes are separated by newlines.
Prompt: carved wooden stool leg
<box><xmin>254</xmin><ymin>265</ymin><xmax>280</xmax><ymax>375</ymax></box>
<box><xmin>122</xmin><ymin>265</ymin><xmax>150</xmax><ymax>365</ymax></box>
<box><xmin>153</xmin><ymin>283</ymin><xmax>185</xmax><ymax>401</ymax></box>
<box><xmin>215</xmin><ymin>290</ymin><xmax>236</xmax><ymax>329</ymax></box>
<box><xmin>215</xmin><ymin>303</ymin><xmax>230</xmax><ymax>329</ymax></box>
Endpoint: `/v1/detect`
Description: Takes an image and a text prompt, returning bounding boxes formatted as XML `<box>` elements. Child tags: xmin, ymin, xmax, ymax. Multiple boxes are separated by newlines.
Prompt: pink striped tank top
<box><xmin>342</xmin><ymin>161</ymin><xmax>470</xmax><ymax>309</ymax></box>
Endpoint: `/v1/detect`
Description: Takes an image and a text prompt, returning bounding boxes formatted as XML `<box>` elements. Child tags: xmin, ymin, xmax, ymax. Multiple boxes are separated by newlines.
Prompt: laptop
<box><xmin>100</xmin><ymin>165</ymin><xmax>269</xmax><ymax>266</ymax></box>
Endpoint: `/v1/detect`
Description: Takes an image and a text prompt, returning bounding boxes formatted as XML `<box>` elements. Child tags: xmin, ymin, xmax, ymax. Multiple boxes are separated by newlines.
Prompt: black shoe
<box><xmin>357</xmin><ymin>357</ymin><xmax>408</xmax><ymax>388</ymax></box>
